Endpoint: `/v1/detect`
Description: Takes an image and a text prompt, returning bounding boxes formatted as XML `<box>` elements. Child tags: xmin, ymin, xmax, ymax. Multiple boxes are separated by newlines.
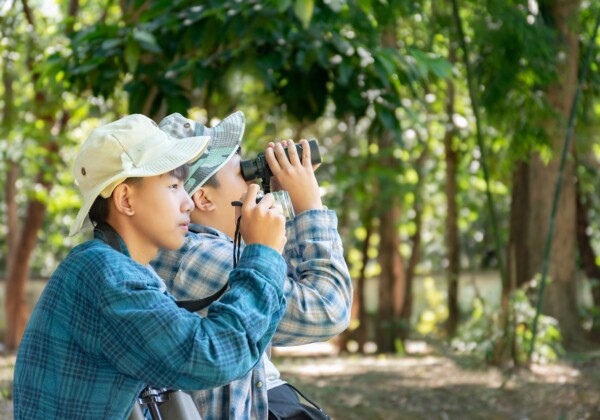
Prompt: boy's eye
<box><xmin>169</xmin><ymin>183</ymin><xmax>179</xmax><ymax>189</ymax></box>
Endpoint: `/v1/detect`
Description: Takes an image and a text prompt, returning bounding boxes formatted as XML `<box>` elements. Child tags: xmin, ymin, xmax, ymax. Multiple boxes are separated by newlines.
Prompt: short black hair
<box><xmin>89</xmin><ymin>165</ymin><xmax>189</xmax><ymax>226</ymax></box>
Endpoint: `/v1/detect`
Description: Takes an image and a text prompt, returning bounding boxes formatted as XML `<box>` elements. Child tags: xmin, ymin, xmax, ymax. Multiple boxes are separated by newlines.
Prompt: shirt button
<box><xmin>256</xmin><ymin>381</ymin><xmax>263</xmax><ymax>388</ymax></box>
<box><xmin>184</xmin><ymin>122</ymin><xmax>191</xmax><ymax>128</ymax></box>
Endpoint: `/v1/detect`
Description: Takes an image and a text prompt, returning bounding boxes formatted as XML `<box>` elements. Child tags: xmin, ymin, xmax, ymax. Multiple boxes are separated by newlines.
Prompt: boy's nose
<box><xmin>183</xmin><ymin>193</ymin><xmax>194</xmax><ymax>213</ymax></box>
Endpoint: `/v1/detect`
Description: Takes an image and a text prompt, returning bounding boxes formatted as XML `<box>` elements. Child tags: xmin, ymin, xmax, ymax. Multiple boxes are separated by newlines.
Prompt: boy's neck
<box><xmin>191</xmin><ymin>211</ymin><xmax>235</xmax><ymax>240</ymax></box>
<box><xmin>106</xmin><ymin>218</ymin><xmax>157</xmax><ymax>265</ymax></box>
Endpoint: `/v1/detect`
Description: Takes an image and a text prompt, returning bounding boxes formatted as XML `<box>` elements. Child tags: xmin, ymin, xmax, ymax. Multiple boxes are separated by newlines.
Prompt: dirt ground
<box><xmin>272</xmin><ymin>342</ymin><xmax>600</xmax><ymax>420</ymax></box>
<box><xmin>2</xmin><ymin>342</ymin><xmax>600</xmax><ymax>420</ymax></box>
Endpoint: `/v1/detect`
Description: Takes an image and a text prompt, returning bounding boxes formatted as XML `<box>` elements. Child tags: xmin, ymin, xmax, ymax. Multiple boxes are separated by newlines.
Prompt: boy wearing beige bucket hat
<box><xmin>13</xmin><ymin>114</ymin><xmax>288</xmax><ymax>419</ymax></box>
<box><xmin>152</xmin><ymin>111</ymin><xmax>352</xmax><ymax>419</ymax></box>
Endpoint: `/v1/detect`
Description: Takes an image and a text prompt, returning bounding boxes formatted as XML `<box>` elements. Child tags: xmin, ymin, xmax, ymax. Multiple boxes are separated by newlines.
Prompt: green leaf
<box><xmin>133</xmin><ymin>28</ymin><xmax>161</xmax><ymax>53</ymax></box>
<box><xmin>293</xmin><ymin>0</ymin><xmax>314</xmax><ymax>29</ymax></box>
<box><xmin>274</xmin><ymin>0</ymin><xmax>293</xmax><ymax>12</ymax></box>
<box><xmin>325</xmin><ymin>0</ymin><xmax>346</xmax><ymax>13</ymax></box>
<box><xmin>357</xmin><ymin>0</ymin><xmax>372</xmax><ymax>14</ymax></box>
<box><xmin>429</xmin><ymin>57</ymin><xmax>452</xmax><ymax>79</ymax></box>
<box><xmin>375</xmin><ymin>103</ymin><xmax>398</xmax><ymax>132</ymax></box>
<box><xmin>337</xmin><ymin>61</ymin><xmax>353</xmax><ymax>85</ymax></box>
<box><xmin>125</xmin><ymin>39</ymin><xmax>141</xmax><ymax>73</ymax></box>
<box><xmin>101</xmin><ymin>38</ymin><xmax>123</xmax><ymax>50</ymax></box>
<box><xmin>374</xmin><ymin>50</ymin><xmax>397</xmax><ymax>76</ymax></box>
<box><xmin>408</xmin><ymin>49</ymin><xmax>429</xmax><ymax>79</ymax></box>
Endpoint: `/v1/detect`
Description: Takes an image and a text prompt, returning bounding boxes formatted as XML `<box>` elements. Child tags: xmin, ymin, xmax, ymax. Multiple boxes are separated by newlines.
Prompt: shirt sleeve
<box><xmin>98</xmin><ymin>245</ymin><xmax>287</xmax><ymax>391</ymax></box>
<box><xmin>272</xmin><ymin>209</ymin><xmax>353</xmax><ymax>346</ymax></box>
<box><xmin>172</xmin><ymin>234</ymin><xmax>235</xmax><ymax>301</ymax></box>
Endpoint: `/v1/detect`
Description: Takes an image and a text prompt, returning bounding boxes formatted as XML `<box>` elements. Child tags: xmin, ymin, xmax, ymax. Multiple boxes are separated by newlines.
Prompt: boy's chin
<box><xmin>163</xmin><ymin>237</ymin><xmax>185</xmax><ymax>251</ymax></box>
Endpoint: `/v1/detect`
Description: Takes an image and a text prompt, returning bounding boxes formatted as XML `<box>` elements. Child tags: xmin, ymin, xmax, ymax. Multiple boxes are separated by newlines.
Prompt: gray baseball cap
<box><xmin>159</xmin><ymin>111</ymin><xmax>245</xmax><ymax>196</ymax></box>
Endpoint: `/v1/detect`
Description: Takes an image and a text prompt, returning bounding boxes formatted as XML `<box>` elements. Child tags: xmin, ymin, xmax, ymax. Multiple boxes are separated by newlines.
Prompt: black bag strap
<box><xmin>94</xmin><ymin>222</ymin><xmax>227</xmax><ymax>313</ymax></box>
<box><xmin>174</xmin><ymin>285</ymin><xmax>227</xmax><ymax>312</ymax></box>
<box><xmin>284</xmin><ymin>383</ymin><xmax>329</xmax><ymax>419</ymax></box>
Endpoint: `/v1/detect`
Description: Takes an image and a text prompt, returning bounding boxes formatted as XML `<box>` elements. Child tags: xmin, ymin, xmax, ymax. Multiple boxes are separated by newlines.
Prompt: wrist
<box><xmin>293</xmin><ymin>200</ymin><xmax>323</xmax><ymax>214</ymax></box>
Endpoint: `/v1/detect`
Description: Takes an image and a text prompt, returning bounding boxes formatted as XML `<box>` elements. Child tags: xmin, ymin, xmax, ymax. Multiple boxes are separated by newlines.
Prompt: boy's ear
<box><xmin>111</xmin><ymin>183</ymin><xmax>135</xmax><ymax>216</ymax></box>
<box><xmin>192</xmin><ymin>188</ymin><xmax>216</xmax><ymax>212</ymax></box>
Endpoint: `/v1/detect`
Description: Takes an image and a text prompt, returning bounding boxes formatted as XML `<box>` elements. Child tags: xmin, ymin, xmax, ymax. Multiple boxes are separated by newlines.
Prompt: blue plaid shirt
<box><xmin>152</xmin><ymin>209</ymin><xmax>352</xmax><ymax>419</ymax></box>
<box><xmin>13</xmin><ymin>230</ymin><xmax>286</xmax><ymax>419</ymax></box>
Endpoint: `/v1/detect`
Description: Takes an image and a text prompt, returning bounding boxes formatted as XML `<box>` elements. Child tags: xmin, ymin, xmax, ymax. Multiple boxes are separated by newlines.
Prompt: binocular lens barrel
<box><xmin>240</xmin><ymin>139</ymin><xmax>321</xmax><ymax>182</ymax></box>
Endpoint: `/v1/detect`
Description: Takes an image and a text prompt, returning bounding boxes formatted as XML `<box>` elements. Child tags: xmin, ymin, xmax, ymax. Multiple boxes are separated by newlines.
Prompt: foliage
<box><xmin>415</xmin><ymin>277</ymin><xmax>449</xmax><ymax>336</ymax></box>
<box><xmin>59</xmin><ymin>0</ymin><xmax>457</xmax><ymax>272</ymax></box>
<box><xmin>1</xmin><ymin>0</ymin><xmax>599</xmax><ymax>358</ymax></box>
<box><xmin>451</xmin><ymin>280</ymin><xmax>565</xmax><ymax>364</ymax></box>
<box><xmin>0</xmin><ymin>0</ymin><xmax>127</xmax><ymax>276</ymax></box>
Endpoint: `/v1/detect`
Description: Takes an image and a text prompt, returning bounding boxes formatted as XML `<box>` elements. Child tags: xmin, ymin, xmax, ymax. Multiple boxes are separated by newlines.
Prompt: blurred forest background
<box><xmin>2</xmin><ymin>0</ymin><xmax>600</xmax><ymax>417</ymax></box>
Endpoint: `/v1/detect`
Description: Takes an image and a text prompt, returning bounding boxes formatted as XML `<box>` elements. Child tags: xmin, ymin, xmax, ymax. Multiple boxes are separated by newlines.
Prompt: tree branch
<box><xmin>20</xmin><ymin>0</ymin><xmax>34</xmax><ymax>27</ymax></box>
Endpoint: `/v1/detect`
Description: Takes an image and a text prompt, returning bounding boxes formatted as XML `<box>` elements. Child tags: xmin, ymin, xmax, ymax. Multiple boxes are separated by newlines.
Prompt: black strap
<box><xmin>284</xmin><ymin>383</ymin><xmax>329</xmax><ymax>419</ymax></box>
<box><xmin>233</xmin><ymin>215</ymin><xmax>242</xmax><ymax>268</ymax></box>
<box><xmin>174</xmin><ymin>285</ymin><xmax>227</xmax><ymax>312</ymax></box>
<box><xmin>95</xmin><ymin>222</ymin><xmax>124</xmax><ymax>254</ymax></box>
<box><xmin>94</xmin><ymin>222</ymin><xmax>227</xmax><ymax>313</ymax></box>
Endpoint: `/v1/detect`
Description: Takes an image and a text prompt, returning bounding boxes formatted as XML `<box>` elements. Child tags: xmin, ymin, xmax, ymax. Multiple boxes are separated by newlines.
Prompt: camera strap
<box><xmin>233</xmin><ymin>216</ymin><xmax>242</xmax><ymax>268</ymax></box>
<box><xmin>94</xmin><ymin>222</ymin><xmax>227</xmax><ymax>313</ymax></box>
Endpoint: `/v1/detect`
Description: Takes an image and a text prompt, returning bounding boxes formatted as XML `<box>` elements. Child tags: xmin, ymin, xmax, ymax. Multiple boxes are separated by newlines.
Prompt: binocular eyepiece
<box><xmin>240</xmin><ymin>139</ymin><xmax>321</xmax><ymax>185</ymax></box>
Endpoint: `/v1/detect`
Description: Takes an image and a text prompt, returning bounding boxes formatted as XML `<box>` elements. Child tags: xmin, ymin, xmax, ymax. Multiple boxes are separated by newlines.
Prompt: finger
<box><xmin>299</xmin><ymin>139</ymin><xmax>311</xmax><ymax>167</ymax></box>
<box><xmin>265</xmin><ymin>143</ymin><xmax>283</xmax><ymax>174</ymax></box>
<box><xmin>273</xmin><ymin>140</ymin><xmax>293</xmax><ymax>170</ymax></box>
<box><xmin>257</xmin><ymin>192</ymin><xmax>275</xmax><ymax>208</ymax></box>
<box><xmin>243</xmin><ymin>184</ymin><xmax>260</xmax><ymax>207</ymax></box>
<box><xmin>286</xmin><ymin>139</ymin><xmax>302</xmax><ymax>166</ymax></box>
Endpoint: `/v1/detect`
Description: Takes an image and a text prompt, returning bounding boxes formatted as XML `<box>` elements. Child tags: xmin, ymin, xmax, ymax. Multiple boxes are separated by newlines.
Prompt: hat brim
<box><xmin>185</xmin><ymin>111</ymin><xmax>245</xmax><ymax>196</ymax></box>
<box><xmin>69</xmin><ymin>133</ymin><xmax>210</xmax><ymax>236</ymax></box>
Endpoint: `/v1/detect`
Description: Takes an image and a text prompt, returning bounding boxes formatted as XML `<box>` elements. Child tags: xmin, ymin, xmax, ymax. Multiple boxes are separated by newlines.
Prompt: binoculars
<box><xmin>240</xmin><ymin>139</ymin><xmax>321</xmax><ymax>192</ymax></box>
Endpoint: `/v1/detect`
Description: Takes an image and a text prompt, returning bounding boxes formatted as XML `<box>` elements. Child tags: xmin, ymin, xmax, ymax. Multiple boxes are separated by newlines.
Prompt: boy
<box><xmin>152</xmin><ymin>111</ymin><xmax>352</xmax><ymax>419</ymax></box>
<box><xmin>13</xmin><ymin>114</ymin><xmax>288</xmax><ymax>419</ymax></box>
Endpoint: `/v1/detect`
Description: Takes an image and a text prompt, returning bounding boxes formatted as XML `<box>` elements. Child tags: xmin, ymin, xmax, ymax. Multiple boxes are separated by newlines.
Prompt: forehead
<box><xmin>220</xmin><ymin>153</ymin><xmax>242</xmax><ymax>171</ymax></box>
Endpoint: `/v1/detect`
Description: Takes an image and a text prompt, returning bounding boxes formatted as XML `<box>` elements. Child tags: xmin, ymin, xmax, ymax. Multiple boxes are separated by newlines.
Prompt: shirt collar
<box><xmin>189</xmin><ymin>223</ymin><xmax>233</xmax><ymax>242</ymax></box>
<box><xmin>93</xmin><ymin>224</ymin><xmax>132</xmax><ymax>258</ymax></box>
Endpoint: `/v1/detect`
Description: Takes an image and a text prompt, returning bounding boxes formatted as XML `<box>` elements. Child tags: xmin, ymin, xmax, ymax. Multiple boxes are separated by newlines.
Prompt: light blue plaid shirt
<box><xmin>13</xmin><ymin>230</ymin><xmax>286</xmax><ymax>419</ymax></box>
<box><xmin>152</xmin><ymin>209</ymin><xmax>353</xmax><ymax>419</ymax></box>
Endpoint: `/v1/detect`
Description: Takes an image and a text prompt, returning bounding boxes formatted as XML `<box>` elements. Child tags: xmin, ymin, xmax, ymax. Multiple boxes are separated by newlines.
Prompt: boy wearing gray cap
<box><xmin>13</xmin><ymin>114</ymin><xmax>288</xmax><ymax>419</ymax></box>
<box><xmin>152</xmin><ymin>112</ymin><xmax>352</xmax><ymax>419</ymax></box>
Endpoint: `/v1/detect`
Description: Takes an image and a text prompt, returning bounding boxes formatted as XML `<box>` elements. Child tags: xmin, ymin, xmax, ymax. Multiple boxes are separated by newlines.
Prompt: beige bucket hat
<box><xmin>69</xmin><ymin>114</ymin><xmax>210</xmax><ymax>236</ymax></box>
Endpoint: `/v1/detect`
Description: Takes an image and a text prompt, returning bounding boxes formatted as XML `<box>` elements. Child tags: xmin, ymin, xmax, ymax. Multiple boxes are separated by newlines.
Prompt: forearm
<box><xmin>274</xmin><ymin>210</ymin><xmax>353</xmax><ymax>345</ymax></box>
<box><xmin>102</xmin><ymin>245</ymin><xmax>287</xmax><ymax>390</ymax></box>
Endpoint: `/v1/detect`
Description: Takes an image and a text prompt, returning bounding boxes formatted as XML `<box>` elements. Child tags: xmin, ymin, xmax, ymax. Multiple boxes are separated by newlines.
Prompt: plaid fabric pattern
<box><xmin>151</xmin><ymin>209</ymin><xmax>353</xmax><ymax>419</ymax></box>
<box><xmin>13</xmin><ymin>231</ymin><xmax>286</xmax><ymax>419</ymax></box>
<box><xmin>159</xmin><ymin>112</ymin><xmax>245</xmax><ymax>195</ymax></box>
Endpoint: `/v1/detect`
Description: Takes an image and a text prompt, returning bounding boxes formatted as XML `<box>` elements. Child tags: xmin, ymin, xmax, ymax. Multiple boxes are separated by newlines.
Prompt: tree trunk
<box><xmin>495</xmin><ymin>161</ymin><xmax>530</xmax><ymax>365</ymax></box>
<box><xmin>6</xmin><ymin>162</ymin><xmax>19</xmax><ymax>272</ymax></box>
<box><xmin>527</xmin><ymin>0</ymin><xmax>585</xmax><ymax>349</ymax></box>
<box><xmin>399</xmin><ymin>134</ymin><xmax>429</xmax><ymax>341</ymax></box>
<box><xmin>375</xmin><ymin>123</ymin><xmax>405</xmax><ymax>352</ymax></box>
<box><xmin>336</xmin><ymin>116</ymin><xmax>366</xmax><ymax>353</ymax></box>
<box><xmin>443</xmin><ymin>51</ymin><xmax>459</xmax><ymax>337</ymax></box>
<box><xmin>399</xmin><ymin>181</ymin><xmax>422</xmax><ymax>342</ymax></box>
<box><xmin>5</xmin><ymin>201</ymin><xmax>47</xmax><ymax>350</ymax></box>
<box><xmin>575</xmin><ymin>186</ymin><xmax>600</xmax><ymax>341</ymax></box>
<box><xmin>356</xmin><ymin>211</ymin><xmax>374</xmax><ymax>352</ymax></box>
<box><xmin>373</xmin><ymin>18</ymin><xmax>405</xmax><ymax>355</ymax></box>
<box><xmin>508</xmin><ymin>161</ymin><xmax>531</xmax><ymax>288</ymax></box>
<box><xmin>4</xmin><ymin>0</ymin><xmax>76</xmax><ymax>351</ymax></box>
<box><xmin>376</xmin><ymin>204</ymin><xmax>405</xmax><ymax>353</ymax></box>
